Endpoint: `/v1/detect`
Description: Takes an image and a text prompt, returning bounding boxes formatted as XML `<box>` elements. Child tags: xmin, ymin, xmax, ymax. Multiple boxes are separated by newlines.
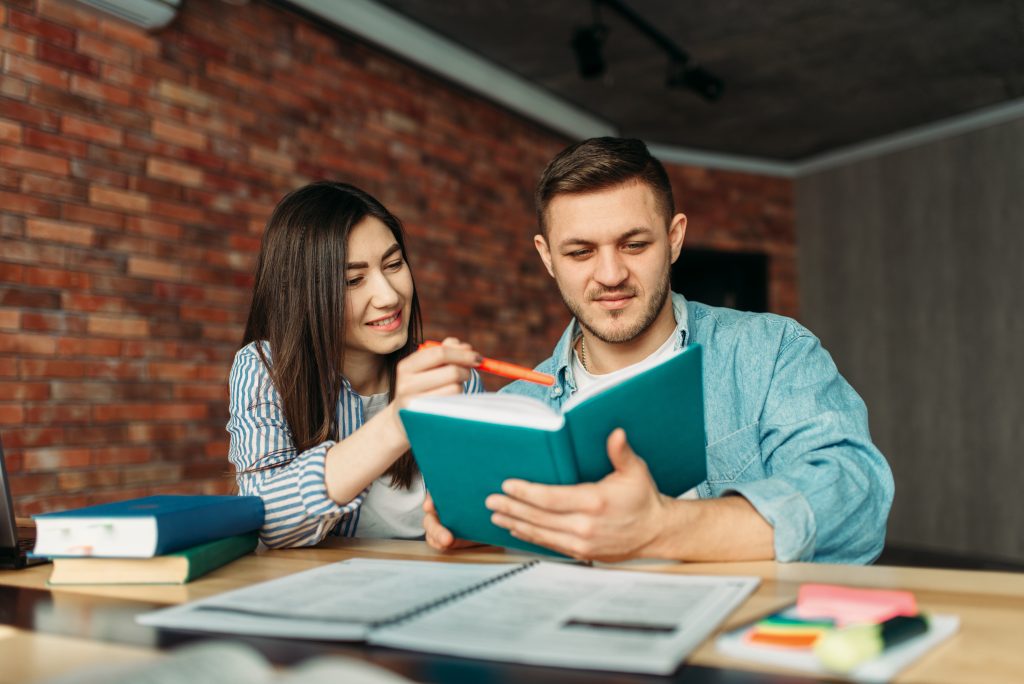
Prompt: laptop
<box><xmin>0</xmin><ymin>434</ymin><xmax>48</xmax><ymax>569</ymax></box>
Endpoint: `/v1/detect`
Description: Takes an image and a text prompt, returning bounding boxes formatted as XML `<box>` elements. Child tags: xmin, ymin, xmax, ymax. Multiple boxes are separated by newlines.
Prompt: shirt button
<box><xmin>551</xmin><ymin>387</ymin><xmax>562</xmax><ymax>397</ymax></box>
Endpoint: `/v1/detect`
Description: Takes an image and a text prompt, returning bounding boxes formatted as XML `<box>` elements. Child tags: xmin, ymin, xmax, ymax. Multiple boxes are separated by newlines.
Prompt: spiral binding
<box><xmin>373</xmin><ymin>560</ymin><xmax>540</xmax><ymax>629</ymax></box>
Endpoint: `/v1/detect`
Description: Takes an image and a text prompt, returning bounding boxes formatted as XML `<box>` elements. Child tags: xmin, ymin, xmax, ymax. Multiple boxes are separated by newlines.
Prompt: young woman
<box><xmin>228</xmin><ymin>181</ymin><xmax>482</xmax><ymax>548</ymax></box>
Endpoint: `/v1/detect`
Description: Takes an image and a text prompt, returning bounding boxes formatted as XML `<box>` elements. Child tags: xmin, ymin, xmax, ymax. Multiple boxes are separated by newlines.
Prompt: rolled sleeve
<box><xmin>740</xmin><ymin>330</ymin><xmax>894</xmax><ymax>564</ymax></box>
<box><xmin>725</xmin><ymin>476</ymin><xmax>817</xmax><ymax>562</ymax></box>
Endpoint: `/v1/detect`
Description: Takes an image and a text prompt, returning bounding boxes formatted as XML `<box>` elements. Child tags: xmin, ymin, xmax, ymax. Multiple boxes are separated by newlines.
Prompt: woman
<box><xmin>228</xmin><ymin>181</ymin><xmax>482</xmax><ymax>548</ymax></box>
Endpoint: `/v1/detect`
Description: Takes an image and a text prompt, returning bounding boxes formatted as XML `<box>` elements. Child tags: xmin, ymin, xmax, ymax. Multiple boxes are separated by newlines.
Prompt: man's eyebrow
<box><xmin>619</xmin><ymin>227</ymin><xmax>654</xmax><ymax>240</ymax></box>
<box><xmin>557</xmin><ymin>237</ymin><xmax>595</xmax><ymax>250</ymax></box>
<box><xmin>557</xmin><ymin>227</ymin><xmax>653</xmax><ymax>250</ymax></box>
<box><xmin>346</xmin><ymin>243</ymin><xmax>401</xmax><ymax>269</ymax></box>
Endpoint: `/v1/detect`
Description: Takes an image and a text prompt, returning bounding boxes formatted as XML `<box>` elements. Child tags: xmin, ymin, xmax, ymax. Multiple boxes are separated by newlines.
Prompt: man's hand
<box><xmin>486</xmin><ymin>428</ymin><xmax>670</xmax><ymax>562</ymax></box>
<box><xmin>423</xmin><ymin>492</ymin><xmax>481</xmax><ymax>551</ymax></box>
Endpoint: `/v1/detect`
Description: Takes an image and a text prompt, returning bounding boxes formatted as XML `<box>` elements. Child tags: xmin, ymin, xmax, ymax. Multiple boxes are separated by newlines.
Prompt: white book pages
<box><xmin>138</xmin><ymin>558</ymin><xmax>758</xmax><ymax>675</ymax></box>
<box><xmin>403</xmin><ymin>393</ymin><xmax>563</xmax><ymax>430</ymax></box>
<box><xmin>137</xmin><ymin>559</ymin><xmax>522</xmax><ymax>639</ymax></box>
<box><xmin>403</xmin><ymin>347</ymin><xmax>687</xmax><ymax>429</ymax></box>
<box><xmin>34</xmin><ymin>517</ymin><xmax>158</xmax><ymax>557</ymax></box>
<box><xmin>372</xmin><ymin>562</ymin><xmax>759</xmax><ymax>674</ymax></box>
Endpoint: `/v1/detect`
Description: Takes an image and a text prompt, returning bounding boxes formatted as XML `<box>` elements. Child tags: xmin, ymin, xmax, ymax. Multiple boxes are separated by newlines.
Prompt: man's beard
<box><xmin>557</xmin><ymin>269</ymin><xmax>671</xmax><ymax>344</ymax></box>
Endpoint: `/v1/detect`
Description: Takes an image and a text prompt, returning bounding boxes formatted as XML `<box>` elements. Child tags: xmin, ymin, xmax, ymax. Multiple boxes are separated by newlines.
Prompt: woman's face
<box><xmin>342</xmin><ymin>216</ymin><xmax>414</xmax><ymax>360</ymax></box>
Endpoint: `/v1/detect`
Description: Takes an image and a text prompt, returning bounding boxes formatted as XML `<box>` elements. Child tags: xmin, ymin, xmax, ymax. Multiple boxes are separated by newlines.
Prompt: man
<box><xmin>424</xmin><ymin>137</ymin><xmax>893</xmax><ymax>564</ymax></box>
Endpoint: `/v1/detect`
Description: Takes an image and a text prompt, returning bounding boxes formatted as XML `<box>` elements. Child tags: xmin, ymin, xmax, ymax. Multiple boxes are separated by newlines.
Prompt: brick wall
<box><xmin>667</xmin><ymin>166</ymin><xmax>797</xmax><ymax>317</ymax></box>
<box><xmin>0</xmin><ymin>0</ymin><xmax>795</xmax><ymax>515</ymax></box>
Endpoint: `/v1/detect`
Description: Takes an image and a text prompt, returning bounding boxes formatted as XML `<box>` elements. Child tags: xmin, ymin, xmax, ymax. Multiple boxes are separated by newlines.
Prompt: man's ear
<box><xmin>668</xmin><ymin>213</ymin><xmax>687</xmax><ymax>264</ymax></box>
<box><xmin>534</xmin><ymin>234</ymin><xmax>555</xmax><ymax>278</ymax></box>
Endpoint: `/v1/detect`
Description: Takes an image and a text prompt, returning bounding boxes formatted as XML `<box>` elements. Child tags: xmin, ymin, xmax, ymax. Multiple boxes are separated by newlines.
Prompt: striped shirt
<box><xmin>227</xmin><ymin>341</ymin><xmax>483</xmax><ymax>549</ymax></box>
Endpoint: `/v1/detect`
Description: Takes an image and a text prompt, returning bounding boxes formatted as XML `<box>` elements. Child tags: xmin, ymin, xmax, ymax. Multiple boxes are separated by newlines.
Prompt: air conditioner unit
<box><xmin>75</xmin><ymin>0</ymin><xmax>182</xmax><ymax>30</ymax></box>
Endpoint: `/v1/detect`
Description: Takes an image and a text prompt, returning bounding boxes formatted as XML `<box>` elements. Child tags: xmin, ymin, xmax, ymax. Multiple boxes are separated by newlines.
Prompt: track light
<box><xmin>572</xmin><ymin>23</ymin><xmax>608</xmax><ymax>79</ymax></box>
<box><xmin>667</xmin><ymin>61</ymin><xmax>724</xmax><ymax>102</ymax></box>
<box><xmin>572</xmin><ymin>1</ymin><xmax>609</xmax><ymax>79</ymax></box>
<box><xmin>575</xmin><ymin>0</ymin><xmax>724</xmax><ymax>102</ymax></box>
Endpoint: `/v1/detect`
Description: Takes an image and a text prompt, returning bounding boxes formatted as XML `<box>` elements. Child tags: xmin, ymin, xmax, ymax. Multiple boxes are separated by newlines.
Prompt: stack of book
<box><xmin>31</xmin><ymin>495</ymin><xmax>264</xmax><ymax>585</ymax></box>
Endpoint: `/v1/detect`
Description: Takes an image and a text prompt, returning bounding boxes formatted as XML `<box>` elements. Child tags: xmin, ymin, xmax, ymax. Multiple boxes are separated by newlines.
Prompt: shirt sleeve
<box><xmin>226</xmin><ymin>346</ymin><xmax>366</xmax><ymax>549</ymax></box>
<box><xmin>465</xmin><ymin>368</ymin><xmax>484</xmax><ymax>394</ymax></box>
<box><xmin>724</xmin><ymin>329</ymin><xmax>895</xmax><ymax>564</ymax></box>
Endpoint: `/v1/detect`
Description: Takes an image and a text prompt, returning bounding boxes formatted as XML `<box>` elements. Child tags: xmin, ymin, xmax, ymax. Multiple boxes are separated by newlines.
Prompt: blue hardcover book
<box><xmin>400</xmin><ymin>344</ymin><xmax>706</xmax><ymax>555</ymax></box>
<box><xmin>32</xmin><ymin>495</ymin><xmax>264</xmax><ymax>558</ymax></box>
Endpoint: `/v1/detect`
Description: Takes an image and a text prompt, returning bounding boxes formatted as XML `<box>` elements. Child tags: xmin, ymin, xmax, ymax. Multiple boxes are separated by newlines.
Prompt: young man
<box><xmin>424</xmin><ymin>137</ymin><xmax>894</xmax><ymax>564</ymax></box>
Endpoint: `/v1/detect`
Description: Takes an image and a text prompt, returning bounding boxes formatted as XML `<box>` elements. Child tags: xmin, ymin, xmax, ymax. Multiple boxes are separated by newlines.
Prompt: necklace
<box><xmin>579</xmin><ymin>335</ymin><xmax>588</xmax><ymax>373</ymax></box>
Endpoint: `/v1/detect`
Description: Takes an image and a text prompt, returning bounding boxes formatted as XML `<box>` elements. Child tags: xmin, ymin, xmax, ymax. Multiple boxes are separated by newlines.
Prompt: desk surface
<box><xmin>2</xmin><ymin>538</ymin><xmax>1023</xmax><ymax>683</ymax></box>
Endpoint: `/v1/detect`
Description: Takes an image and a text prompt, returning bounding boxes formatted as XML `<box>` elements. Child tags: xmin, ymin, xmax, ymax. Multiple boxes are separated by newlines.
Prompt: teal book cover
<box><xmin>401</xmin><ymin>344</ymin><xmax>706</xmax><ymax>555</ymax></box>
<box><xmin>33</xmin><ymin>495</ymin><xmax>265</xmax><ymax>558</ymax></box>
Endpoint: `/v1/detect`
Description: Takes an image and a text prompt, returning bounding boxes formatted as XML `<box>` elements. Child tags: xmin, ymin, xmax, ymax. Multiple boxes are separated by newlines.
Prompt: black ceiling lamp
<box><xmin>667</xmin><ymin>60</ymin><xmax>724</xmax><ymax>101</ymax></box>
<box><xmin>571</xmin><ymin>1</ymin><xmax>609</xmax><ymax>79</ymax></box>
<box><xmin>574</xmin><ymin>0</ymin><xmax>724</xmax><ymax>102</ymax></box>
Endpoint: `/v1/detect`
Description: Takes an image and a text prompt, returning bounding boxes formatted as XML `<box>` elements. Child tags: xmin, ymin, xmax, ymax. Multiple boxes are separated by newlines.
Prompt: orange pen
<box><xmin>419</xmin><ymin>340</ymin><xmax>555</xmax><ymax>386</ymax></box>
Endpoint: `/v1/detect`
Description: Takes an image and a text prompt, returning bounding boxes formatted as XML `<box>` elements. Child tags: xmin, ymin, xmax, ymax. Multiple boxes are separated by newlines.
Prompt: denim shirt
<box><xmin>501</xmin><ymin>293</ymin><xmax>894</xmax><ymax>564</ymax></box>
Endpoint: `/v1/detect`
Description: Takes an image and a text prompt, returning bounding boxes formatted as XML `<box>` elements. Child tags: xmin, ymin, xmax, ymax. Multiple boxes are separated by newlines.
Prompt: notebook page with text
<box><xmin>372</xmin><ymin>562</ymin><xmax>758</xmax><ymax>674</ymax></box>
<box><xmin>138</xmin><ymin>559</ymin><xmax>521</xmax><ymax>640</ymax></box>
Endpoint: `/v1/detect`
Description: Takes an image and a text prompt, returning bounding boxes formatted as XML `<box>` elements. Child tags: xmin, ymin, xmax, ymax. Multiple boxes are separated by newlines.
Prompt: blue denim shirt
<box><xmin>501</xmin><ymin>293</ymin><xmax>894</xmax><ymax>564</ymax></box>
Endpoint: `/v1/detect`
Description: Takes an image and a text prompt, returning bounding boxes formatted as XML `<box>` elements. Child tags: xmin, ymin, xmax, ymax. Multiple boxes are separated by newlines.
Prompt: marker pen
<box><xmin>815</xmin><ymin>614</ymin><xmax>929</xmax><ymax>673</ymax></box>
<box><xmin>419</xmin><ymin>340</ymin><xmax>555</xmax><ymax>386</ymax></box>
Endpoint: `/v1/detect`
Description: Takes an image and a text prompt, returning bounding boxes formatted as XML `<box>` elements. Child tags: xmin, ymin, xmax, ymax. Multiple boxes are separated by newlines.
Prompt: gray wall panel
<box><xmin>796</xmin><ymin>118</ymin><xmax>1024</xmax><ymax>562</ymax></box>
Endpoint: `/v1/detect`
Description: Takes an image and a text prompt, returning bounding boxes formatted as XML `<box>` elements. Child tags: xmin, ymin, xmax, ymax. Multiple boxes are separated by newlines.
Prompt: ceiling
<box><xmin>373</xmin><ymin>0</ymin><xmax>1024</xmax><ymax>161</ymax></box>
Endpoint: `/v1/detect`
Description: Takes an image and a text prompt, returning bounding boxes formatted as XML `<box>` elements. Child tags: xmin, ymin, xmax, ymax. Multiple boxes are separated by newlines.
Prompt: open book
<box><xmin>399</xmin><ymin>344</ymin><xmax>706</xmax><ymax>553</ymax></box>
<box><xmin>138</xmin><ymin>558</ymin><xmax>759</xmax><ymax>675</ymax></box>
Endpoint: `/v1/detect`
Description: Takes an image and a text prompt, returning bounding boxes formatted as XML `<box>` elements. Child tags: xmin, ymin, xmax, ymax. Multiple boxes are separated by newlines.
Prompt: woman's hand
<box><xmin>386</xmin><ymin>337</ymin><xmax>481</xmax><ymax>434</ymax></box>
<box><xmin>424</xmin><ymin>492</ymin><xmax>482</xmax><ymax>551</ymax></box>
<box><xmin>325</xmin><ymin>338</ymin><xmax>479</xmax><ymax>506</ymax></box>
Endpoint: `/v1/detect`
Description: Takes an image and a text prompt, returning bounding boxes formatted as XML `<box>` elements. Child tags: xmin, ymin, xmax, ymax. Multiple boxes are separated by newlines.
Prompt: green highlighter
<box><xmin>815</xmin><ymin>614</ymin><xmax>930</xmax><ymax>673</ymax></box>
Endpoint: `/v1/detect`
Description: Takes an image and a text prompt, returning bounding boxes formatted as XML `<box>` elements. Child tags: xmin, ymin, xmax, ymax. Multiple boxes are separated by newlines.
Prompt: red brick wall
<box><xmin>0</xmin><ymin>0</ymin><xmax>795</xmax><ymax>515</ymax></box>
<box><xmin>668</xmin><ymin>166</ymin><xmax>797</xmax><ymax>317</ymax></box>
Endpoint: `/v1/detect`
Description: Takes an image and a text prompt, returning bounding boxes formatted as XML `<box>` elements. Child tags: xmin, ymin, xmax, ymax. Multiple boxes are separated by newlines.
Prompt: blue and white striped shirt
<box><xmin>227</xmin><ymin>341</ymin><xmax>483</xmax><ymax>549</ymax></box>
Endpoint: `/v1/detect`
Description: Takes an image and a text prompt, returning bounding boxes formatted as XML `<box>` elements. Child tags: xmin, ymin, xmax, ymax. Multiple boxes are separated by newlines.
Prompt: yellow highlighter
<box><xmin>815</xmin><ymin>614</ymin><xmax>929</xmax><ymax>673</ymax></box>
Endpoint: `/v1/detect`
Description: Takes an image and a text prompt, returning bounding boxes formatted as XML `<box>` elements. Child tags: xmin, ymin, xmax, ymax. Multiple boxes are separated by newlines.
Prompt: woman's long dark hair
<box><xmin>242</xmin><ymin>181</ymin><xmax>423</xmax><ymax>488</ymax></box>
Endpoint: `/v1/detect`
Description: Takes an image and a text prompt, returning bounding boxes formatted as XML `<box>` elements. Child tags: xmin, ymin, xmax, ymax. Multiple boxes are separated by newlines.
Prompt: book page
<box><xmin>403</xmin><ymin>393</ymin><xmax>563</xmax><ymax>430</ymax></box>
<box><xmin>137</xmin><ymin>559</ymin><xmax>522</xmax><ymax>640</ymax></box>
<box><xmin>373</xmin><ymin>562</ymin><xmax>759</xmax><ymax>674</ymax></box>
<box><xmin>203</xmin><ymin>559</ymin><xmax>520</xmax><ymax>622</ymax></box>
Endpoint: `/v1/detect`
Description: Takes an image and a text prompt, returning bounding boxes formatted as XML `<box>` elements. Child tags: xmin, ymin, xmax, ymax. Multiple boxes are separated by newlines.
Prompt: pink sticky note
<box><xmin>796</xmin><ymin>584</ymin><xmax>917</xmax><ymax>627</ymax></box>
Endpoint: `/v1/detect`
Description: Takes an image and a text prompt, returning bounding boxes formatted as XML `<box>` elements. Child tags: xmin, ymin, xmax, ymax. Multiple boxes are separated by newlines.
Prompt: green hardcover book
<box><xmin>400</xmin><ymin>344</ymin><xmax>706</xmax><ymax>555</ymax></box>
<box><xmin>48</xmin><ymin>532</ymin><xmax>259</xmax><ymax>585</ymax></box>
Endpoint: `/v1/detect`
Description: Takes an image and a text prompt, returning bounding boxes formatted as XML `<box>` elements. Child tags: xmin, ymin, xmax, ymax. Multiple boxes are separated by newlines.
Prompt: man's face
<box><xmin>535</xmin><ymin>181</ymin><xmax>686</xmax><ymax>344</ymax></box>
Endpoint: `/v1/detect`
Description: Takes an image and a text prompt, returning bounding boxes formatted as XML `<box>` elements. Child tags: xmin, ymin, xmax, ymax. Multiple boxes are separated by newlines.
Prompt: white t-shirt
<box><xmin>571</xmin><ymin>331</ymin><xmax>699</xmax><ymax>500</ymax></box>
<box><xmin>352</xmin><ymin>392</ymin><xmax>427</xmax><ymax>539</ymax></box>
<box><xmin>570</xmin><ymin>328</ymin><xmax>679</xmax><ymax>393</ymax></box>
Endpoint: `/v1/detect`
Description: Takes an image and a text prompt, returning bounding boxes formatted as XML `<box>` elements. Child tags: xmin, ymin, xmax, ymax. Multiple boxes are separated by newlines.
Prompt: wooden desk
<box><xmin>2</xmin><ymin>538</ymin><xmax>1023</xmax><ymax>683</ymax></box>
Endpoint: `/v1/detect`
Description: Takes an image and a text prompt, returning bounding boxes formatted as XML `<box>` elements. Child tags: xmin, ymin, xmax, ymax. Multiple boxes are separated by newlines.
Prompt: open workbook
<box><xmin>399</xmin><ymin>344</ymin><xmax>706</xmax><ymax>554</ymax></box>
<box><xmin>138</xmin><ymin>558</ymin><xmax>759</xmax><ymax>675</ymax></box>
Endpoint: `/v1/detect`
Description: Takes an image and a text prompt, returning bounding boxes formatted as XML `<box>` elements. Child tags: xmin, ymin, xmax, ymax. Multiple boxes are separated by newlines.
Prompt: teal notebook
<box><xmin>400</xmin><ymin>344</ymin><xmax>706</xmax><ymax>555</ymax></box>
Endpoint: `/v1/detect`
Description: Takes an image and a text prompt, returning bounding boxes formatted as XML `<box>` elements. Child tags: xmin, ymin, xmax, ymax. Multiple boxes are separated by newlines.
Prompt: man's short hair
<box><xmin>535</xmin><ymin>137</ymin><xmax>675</xmax><ymax>237</ymax></box>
